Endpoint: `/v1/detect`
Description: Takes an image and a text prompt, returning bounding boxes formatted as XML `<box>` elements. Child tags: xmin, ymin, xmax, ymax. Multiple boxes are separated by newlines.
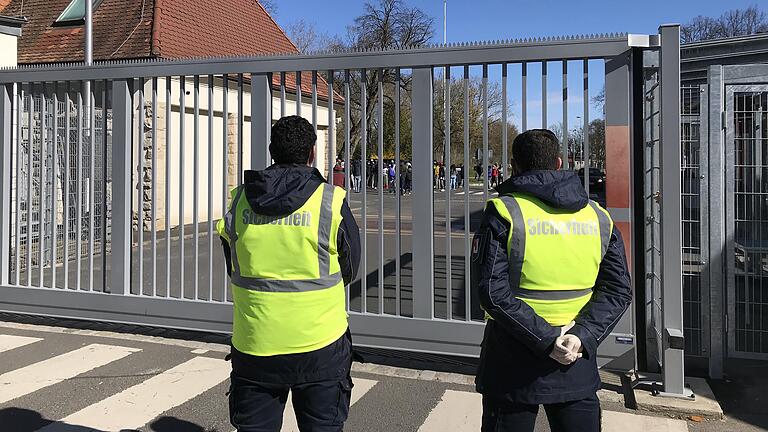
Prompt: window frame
<box><xmin>54</xmin><ymin>0</ymin><xmax>104</xmax><ymax>26</ymax></box>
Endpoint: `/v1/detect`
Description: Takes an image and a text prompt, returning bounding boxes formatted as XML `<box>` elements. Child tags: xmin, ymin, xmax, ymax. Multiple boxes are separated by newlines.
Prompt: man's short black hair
<box><xmin>511</xmin><ymin>129</ymin><xmax>561</xmax><ymax>172</ymax></box>
<box><xmin>269</xmin><ymin>116</ymin><xmax>317</xmax><ymax>165</ymax></box>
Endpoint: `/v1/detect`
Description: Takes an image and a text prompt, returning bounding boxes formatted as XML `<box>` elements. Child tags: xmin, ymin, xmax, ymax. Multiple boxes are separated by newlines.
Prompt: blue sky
<box><xmin>272</xmin><ymin>0</ymin><xmax>760</xmax><ymax>130</ymax></box>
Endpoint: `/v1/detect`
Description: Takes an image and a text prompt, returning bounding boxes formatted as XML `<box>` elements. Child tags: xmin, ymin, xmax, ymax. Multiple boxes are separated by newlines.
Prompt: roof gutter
<box><xmin>0</xmin><ymin>15</ymin><xmax>27</xmax><ymax>37</ymax></box>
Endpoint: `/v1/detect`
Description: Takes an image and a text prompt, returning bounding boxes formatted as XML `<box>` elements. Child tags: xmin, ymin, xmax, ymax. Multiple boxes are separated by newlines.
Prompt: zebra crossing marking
<box><xmin>38</xmin><ymin>356</ymin><xmax>230</xmax><ymax>432</ymax></box>
<box><xmin>417</xmin><ymin>390</ymin><xmax>482</xmax><ymax>432</ymax></box>
<box><xmin>0</xmin><ymin>343</ymin><xmax>140</xmax><ymax>404</ymax></box>
<box><xmin>602</xmin><ymin>411</ymin><xmax>689</xmax><ymax>432</ymax></box>
<box><xmin>0</xmin><ymin>334</ymin><xmax>42</xmax><ymax>353</ymax></box>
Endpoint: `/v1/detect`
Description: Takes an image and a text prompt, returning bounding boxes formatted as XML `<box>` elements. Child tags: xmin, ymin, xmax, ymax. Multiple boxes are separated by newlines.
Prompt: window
<box><xmin>55</xmin><ymin>0</ymin><xmax>104</xmax><ymax>25</ymax></box>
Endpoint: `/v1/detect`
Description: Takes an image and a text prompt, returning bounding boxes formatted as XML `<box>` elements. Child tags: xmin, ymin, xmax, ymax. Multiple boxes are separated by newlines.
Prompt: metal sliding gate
<box><xmin>0</xmin><ymin>27</ymin><xmax>683</xmax><ymax>379</ymax></box>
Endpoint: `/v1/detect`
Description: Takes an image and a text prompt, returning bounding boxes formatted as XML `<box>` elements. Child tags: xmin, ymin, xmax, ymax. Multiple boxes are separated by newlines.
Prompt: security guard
<box><xmin>472</xmin><ymin>129</ymin><xmax>632</xmax><ymax>432</ymax></box>
<box><xmin>217</xmin><ymin>116</ymin><xmax>360</xmax><ymax>432</ymax></box>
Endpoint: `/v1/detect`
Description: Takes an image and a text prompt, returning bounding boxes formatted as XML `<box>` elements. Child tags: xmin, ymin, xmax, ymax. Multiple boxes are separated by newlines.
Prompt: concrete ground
<box><xmin>0</xmin><ymin>315</ymin><xmax>761</xmax><ymax>432</ymax></box>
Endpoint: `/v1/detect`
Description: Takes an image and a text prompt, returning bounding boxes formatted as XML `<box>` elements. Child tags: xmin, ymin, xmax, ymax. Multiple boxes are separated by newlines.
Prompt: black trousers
<box><xmin>229</xmin><ymin>372</ymin><xmax>353</xmax><ymax>432</ymax></box>
<box><xmin>481</xmin><ymin>393</ymin><xmax>601</xmax><ymax>432</ymax></box>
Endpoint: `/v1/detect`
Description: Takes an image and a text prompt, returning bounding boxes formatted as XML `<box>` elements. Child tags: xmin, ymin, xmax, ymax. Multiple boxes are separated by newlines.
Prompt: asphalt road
<box><xmin>0</xmin><ymin>319</ymin><xmax>729</xmax><ymax>432</ymax></box>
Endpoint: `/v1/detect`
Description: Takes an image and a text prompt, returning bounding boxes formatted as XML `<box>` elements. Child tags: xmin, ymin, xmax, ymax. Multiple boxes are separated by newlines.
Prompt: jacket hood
<box><xmin>495</xmin><ymin>170</ymin><xmax>589</xmax><ymax>211</ymax></box>
<box><xmin>242</xmin><ymin>165</ymin><xmax>326</xmax><ymax>216</ymax></box>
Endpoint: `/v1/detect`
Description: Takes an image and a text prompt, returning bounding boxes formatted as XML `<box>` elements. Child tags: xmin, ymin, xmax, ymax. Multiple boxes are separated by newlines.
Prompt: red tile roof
<box><xmin>152</xmin><ymin>0</ymin><xmax>298</xmax><ymax>59</ymax></box>
<box><xmin>0</xmin><ymin>0</ymin><xmax>342</xmax><ymax>103</ymax></box>
<box><xmin>1</xmin><ymin>0</ymin><xmax>155</xmax><ymax>63</ymax></box>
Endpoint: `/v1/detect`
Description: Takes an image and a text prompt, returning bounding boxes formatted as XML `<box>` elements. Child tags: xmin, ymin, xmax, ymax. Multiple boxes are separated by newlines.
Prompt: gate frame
<box><xmin>721</xmin><ymin>69</ymin><xmax>768</xmax><ymax>361</ymax></box>
<box><xmin>0</xmin><ymin>33</ymin><xmax>685</xmax><ymax>371</ymax></box>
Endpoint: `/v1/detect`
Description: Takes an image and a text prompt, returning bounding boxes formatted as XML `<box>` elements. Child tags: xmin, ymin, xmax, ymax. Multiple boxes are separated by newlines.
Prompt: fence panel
<box><xmin>0</xmin><ymin>34</ymin><xmax>664</xmax><ymax>359</ymax></box>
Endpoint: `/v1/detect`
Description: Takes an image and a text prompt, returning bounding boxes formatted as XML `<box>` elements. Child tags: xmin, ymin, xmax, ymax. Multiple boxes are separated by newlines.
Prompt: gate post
<box><xmin>411</xmin><ymin>67</ymin><xmax>434</xmax><ymax>319</ymax></box>
<box><xmin>658</xmin><ymin>24</ymin><xmax>689</xmax><ymax>397</ymax></box>
<box><xmin>110</xmin><ymin>79</ymin><xmax>133</xmax><ymax>295</ymax></box>
<box><xmin>251</xmin><ymin>73</ymin><xmax>272</xmax><ymax>170</ymax></box>
<box><xmin>0</xmin><ymin>84</ymin><xmax>12</xmax><ymax>284</ymax></box>
<box><xmin>604</xmin><ymin>48</ymin><xmax>635</xmax><ymax>371</ymax></box>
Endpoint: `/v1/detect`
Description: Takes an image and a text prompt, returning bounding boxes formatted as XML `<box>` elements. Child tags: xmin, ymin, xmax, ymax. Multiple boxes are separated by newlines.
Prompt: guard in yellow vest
<box><xmin>218</xmin><ymin>116</ymin><xmax>360</xmax><ymax>432</ymax></box>
<box><xmin>472</xmin><ymin>130</ymin><xmax>631</xmax><ymax>432</ymax></box>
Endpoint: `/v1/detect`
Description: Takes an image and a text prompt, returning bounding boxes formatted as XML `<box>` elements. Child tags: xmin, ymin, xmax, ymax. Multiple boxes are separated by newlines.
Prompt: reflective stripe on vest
<box><xmin>492</xmin><ymin>194</ymin><xmax>612</xmax><ymax>326</ymax></box>
<box><xmin>224</xmin><ymin>183</ymin><xmax>339</xmax><ymax>292</ymax></box>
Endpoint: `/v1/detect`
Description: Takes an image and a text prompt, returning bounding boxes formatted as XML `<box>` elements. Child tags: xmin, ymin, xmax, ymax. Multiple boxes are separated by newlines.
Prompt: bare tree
<box><xmin>286</xmin><ymin>19</ymin><xmax>337</xmax><ymax>53</ymax></box>
<box><xmin>681</xmin><ymin>5</ymin><xmax>768</xmax><ymax>43</ymax></box>
<box><xmin>258</xmin><ymin>0</ymin><xmax>278</xmax><ymax>16</ymax></box>
<box><xmin>338</xmin><ymin>0</ymin><xmax>436</xmax><ymax>158</ymax></box>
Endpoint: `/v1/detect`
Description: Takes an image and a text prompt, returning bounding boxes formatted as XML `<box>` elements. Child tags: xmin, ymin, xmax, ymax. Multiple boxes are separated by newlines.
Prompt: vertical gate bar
<box><xmin>326</xmin><ymin>72</ymin><xmax>335</xmax><ymax>187</ymax></box>
<box><xmin>222</xmin><ymin>74</ymin><xmax>230</xmax><ymax>299</ymax></box>
<box><xmin>360</xmin><ymin>69</ymin><xmax>368</xmax><ymax>313</ymax></box>
<box><xmin>482</xmin><ymin>64</ymin><xmax>489</xmax><ymax>202</ymax></box>
<box><xmin>101</xmin><ymin>80</ymin><xmax>108</xmax><ymax>292</ymax></box>
<box><xmin>179</xmin><ymin>76</ymin><xmax>186</xmax><ymax>298</ymax></box>
<box><xmin>26</xmin><ymin>91</ymin><xmax>32</xmax><ymax>287</ymax></box>
<box><xmin>583</xmin><ymin>60</ymin><xmax>590</xmax><ymax>191</ymax></box>
<box><xmin>193</xmin><ymin>75</ymin><xmax>200</xmax><ymax>300</ymax></box>
<box><xmin>63</xmin><ymin>88</ymin><xmax>69</xmax><ymax>290</ymax></box>
<box><xmin>14</xmin><ymin>86</ymin><xmax>22</xmax><ymax>286</ymax></box>
<box><xmin>463</xmin><ymin>65</ymin><xmax>471</xmax><ymax>320</ymax></box>
<box><xmin>659</xmin><ymin>24</ymin><xmax>685</xmax><ymax>395</ymax></box>
<box><xmin>74</xmin><ymin>87</ymin><xmax>82</xmax><ymax>290</ymax></box>
<box><xmin>152</xmin><ymin>77</ymin><xmax>158</xmax><ymax>296</ymax></box>
<box><xmin>412</xmin><ymin>66</ymin><xmax>434</xmax><ymax>319</ymax></box>
<box><xmin>250</xmin><ymin>74</ymin><xmax>271</xmax><ymax>171</ymax></box>
<box><xmin>296</xmin><ymin>71</ymin><xmax>302</xmax><ymax>117</ymax></box>
<box><xmin>343</xmin><ymin>71</ymin><xmax>350</xmax><ymax>198</ymax></box>
<box><xmin>39</xmin><ymin>89</ymin><xmax>46</xmax><ymax>288</ymax></box>
<box><xmin>51</xmin><ymin>88</ymin><xmax>58</xmax><ymax>288</ymax></box>
<box><xmin>445</xmin><ymin>65</ymin><xmax>452</xmax><ymax>320</ymax></box>
<box><xmin>542</xmin><ymin>61</ymin><xmax>548</xmax><ymax>128</ymax></box>
<box><xmin>165</xmin><ymin>77</ymin><xmax>172</xmax><ymax>297</ymax></box>
<box><xmin>706</xmin><ymin>66</ymin><xmax>724</xmax><ymax>379</ymax></box>
<box><xmin>562</xmin><ymin>60</ymin><xmax>569</xmax><ymax>170</ymax></box>
<box><xmin>376</xmin><ymin>69</ymin><xmax>382</xmax><ymax>314</ymax></box>
<box><xmin>522</xmin><ymin>62</ymin><xmax>528</xmax><ymax>132</ymax></box>
<box><xmin>394</xmin><ymin>68</ymin><xmax>401</xmax><ymax>316</ymax></box>
<box><xmin>280</xmin><ymin>71</ymin><xmax>286</xmax><ymax>117</ymax></box>
<box><xmin>344</xmin><ymin>70</ymin><xmax>351</xmax><ymax>310</ymax></box>
<box><xmin>111</xmin><ymin>79</ymin><xmax>132</xmax><ymax>296</ymax></box>
<box><xmin>377</xmin><ymin>69</ymin><xmax>384</xmax><ymax>314</ymax></box>
<box><xmin>88</xmin><ymin>83</ymin><xmax>95</xmax><ymax>291</ymax></box>
<box><xmin>312</xmin><ymin>72</ymin><xmax>319</xmax><ymax>171</ymax></box>
<box><xmin>0</xmin><ymin>84</ymin><xmax>12</xmax><ymax>285</ymax></box>
<box><xmin>137</xmin><ymin>78</ymin><xmax>145</xmax><ymax>295</ymax></box>
<box><xmin>502</xmin><ymin>64</ymin><xmax>508</xmax><ymax>181</ymax></box>
<box><xmin>208</xmin><ymin>75</ymin><xmax>214</xmax><ymax>300</ymax></box>
<box><xmin>238</xmin><ymin>74</ymin><xmax>244</xmax><ymax>185</ymax></box>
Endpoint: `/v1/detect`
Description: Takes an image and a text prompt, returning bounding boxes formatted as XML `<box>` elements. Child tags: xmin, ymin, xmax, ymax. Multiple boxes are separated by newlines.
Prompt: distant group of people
<box><xmin>333</xmin><ymin>158</ymin><xmax>512</xmax><ymax>193</ymax></box>
<box><xmin>334</xmin><ymin>159</ymin><xmax>413</xmax><ymax>195</ymax></box>
<box><xmin>432</xmin><ymin>162</ymin><xmax>467</xmax><ymax>191</ymax></box>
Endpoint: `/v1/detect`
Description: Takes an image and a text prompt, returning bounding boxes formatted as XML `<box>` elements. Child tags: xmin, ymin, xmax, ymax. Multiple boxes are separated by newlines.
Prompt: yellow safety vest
<box><xmin>486</xmin><ymin>193</ymin><xmax>613</xmax><ymax>326</ymax></box>
<box><xmin>216</xmin><ymin>182</ymin><xmax>348</xmax><ymax>357</ymax></box>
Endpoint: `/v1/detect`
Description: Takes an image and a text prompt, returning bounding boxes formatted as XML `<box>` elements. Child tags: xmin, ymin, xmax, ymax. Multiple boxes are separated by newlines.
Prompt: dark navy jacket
<box><xmin>220</xmin><ymin>165</ymin><xmax>361</xmax><ymax>384</ymax></box>
<box><xmin>473</xmin><ymin>170</ymin><xmax>632</xmax><ymax>404</ymax></box>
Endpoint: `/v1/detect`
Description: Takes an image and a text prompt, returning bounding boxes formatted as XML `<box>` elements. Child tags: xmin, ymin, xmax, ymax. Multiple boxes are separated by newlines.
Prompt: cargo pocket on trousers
<box><xmin>333</xmin><ymin>375</ymin><xmax>354</xmax><ymax>425</ymax></box>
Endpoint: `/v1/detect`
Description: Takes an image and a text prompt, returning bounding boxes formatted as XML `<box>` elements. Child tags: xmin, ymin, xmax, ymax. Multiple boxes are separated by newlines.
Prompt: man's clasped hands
<box><xmin>548</xmin><ymin>321</ymin><xmax>583</xmax><ymax>366</ymax></box>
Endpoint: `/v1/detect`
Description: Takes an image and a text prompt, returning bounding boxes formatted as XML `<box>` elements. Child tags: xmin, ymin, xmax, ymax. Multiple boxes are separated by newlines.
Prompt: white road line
<box><xmin>417</xmin><ymin>390</ymin><xmax>482</xmax><ymax>432</ymax></box>
<box><xmin>0</xmin><ymin>343</ymin><xmax>140</xmax><ymax>404</ymax></box>
<box><xmin>272</xmin><ymin>378</ymin><xmax>378</xmax><ymax>432</ymax></box>
<box><xmin>0</xmin><ymin>334</ymin><xmax>43</xmax><ymax>353</ymax></box>
<box><xmin>601</xmin><ymin>411</ymin><xmax>689</xmax><ymax>432</ymax></box>
<box><xmin>191</xmin><ymin>348</ymin><xmax>209</xmax><ymax>354</ymax></box>
<box><xmin>39</xmin><ymin>356</ymin><xmax>229</xmax><ymax>432</ymax></box>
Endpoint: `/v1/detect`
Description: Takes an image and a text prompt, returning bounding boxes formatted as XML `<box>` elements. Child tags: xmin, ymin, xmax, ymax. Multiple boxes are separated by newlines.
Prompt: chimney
<box><xmin>0</xmin><ymin>15</ymin><xmax>26</xmax><ymax>68</ymax></box>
